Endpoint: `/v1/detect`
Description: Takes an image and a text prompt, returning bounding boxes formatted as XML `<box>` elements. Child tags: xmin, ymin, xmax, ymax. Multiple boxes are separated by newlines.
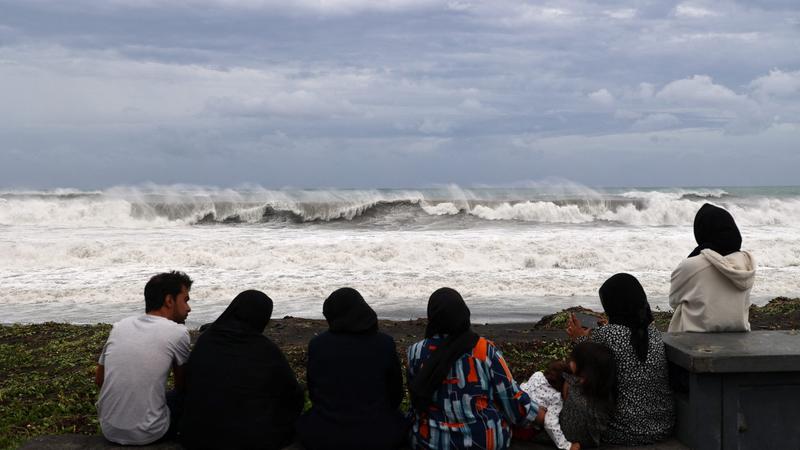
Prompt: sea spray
<box><xmin>1</xmin><ymin>184</ymin><xmax>799</xmax><ymax>324</ymax></box>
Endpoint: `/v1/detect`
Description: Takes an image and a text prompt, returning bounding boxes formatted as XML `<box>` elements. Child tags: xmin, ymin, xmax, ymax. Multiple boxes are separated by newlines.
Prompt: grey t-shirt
<box><xmin>96</xmin><ymin>314</ymin><xmax>191</xmax><ymax>445</ymax></box>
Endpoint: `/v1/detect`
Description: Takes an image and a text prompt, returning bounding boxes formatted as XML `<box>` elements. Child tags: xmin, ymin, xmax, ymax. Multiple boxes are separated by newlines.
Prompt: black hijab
<box><xmin>409</xmin><ymin>288</ymin><xmax>480</xmax><ymax>411</ymax></box>
<box><xmin>212</xmin><ymin>289</ymin><xmax>273</xmax><ymax>334</ymax></box>
<box><xmin>599</xmin><ymin>274</ymin><xmax>652</xmax><ymax>362</ymax></box>
<box><xmin>323</xmin><ymin>287</ymin><xmax>378</xmax><ymax>334</ymax></box>
<box><xmin>689</xmin><ymin>203</ymin><xmax>742</xmax><ymax>258</ymax></box>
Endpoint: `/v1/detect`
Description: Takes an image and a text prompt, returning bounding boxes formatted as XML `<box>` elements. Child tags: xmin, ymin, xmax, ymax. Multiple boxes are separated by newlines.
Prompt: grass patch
<box><xmin>0</xmin><ymin>323</ymin><xmax>110</xmax><ymax>449</ymax></box>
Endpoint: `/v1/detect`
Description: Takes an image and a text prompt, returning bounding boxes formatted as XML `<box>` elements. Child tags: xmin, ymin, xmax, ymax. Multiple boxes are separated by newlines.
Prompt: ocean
<box><xmin>1</xmin><ymin>184</ymin><xmax>798</xmax><ymax>326</ymax></box>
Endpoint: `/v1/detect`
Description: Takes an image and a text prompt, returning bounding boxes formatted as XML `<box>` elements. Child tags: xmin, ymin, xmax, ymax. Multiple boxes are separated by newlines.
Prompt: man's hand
<box><xmin>570</xmin><ymin>442</ymin><xmax>581</xmax><ymax>450</ymax></box>
<box><xmin>566</xmin><ymin>313</ymin><xmax>591</xmax><ymax>341</ymax></box>
<box><xmin>535</xmin><ymin>405</ymin><xmax>547</xmax><ymax>425</ymax></box>
<box><xmin>95</xmin><ymin>365</ymin><xmax>104</xmax><ymax>388</ymax></box>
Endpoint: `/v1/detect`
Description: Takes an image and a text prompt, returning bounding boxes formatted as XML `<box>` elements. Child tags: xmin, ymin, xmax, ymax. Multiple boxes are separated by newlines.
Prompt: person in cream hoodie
<box><xmin>669</xmin><ymin>203</ymin><xmax>756</xmax><ymax>332</ymax></box>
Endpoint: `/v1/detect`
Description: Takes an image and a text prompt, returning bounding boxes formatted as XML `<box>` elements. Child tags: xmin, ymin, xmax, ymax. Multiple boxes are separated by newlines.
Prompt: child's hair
<box><xmin>543</xmin><ymin>360</ymin><xmax>570</xmax><ymax>392</ymax></box>
<box><xmin>570</xmin><ymin>341</ymin><xmax>617</xmax><ymax>407</ymax></box>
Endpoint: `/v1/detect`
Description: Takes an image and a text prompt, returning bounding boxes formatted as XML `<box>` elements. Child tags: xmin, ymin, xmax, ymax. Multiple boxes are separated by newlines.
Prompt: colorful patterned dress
<box><xmin>407</xmin><ymin>336</ymin><xmax>541</xmax><ymax>450</ymax></box>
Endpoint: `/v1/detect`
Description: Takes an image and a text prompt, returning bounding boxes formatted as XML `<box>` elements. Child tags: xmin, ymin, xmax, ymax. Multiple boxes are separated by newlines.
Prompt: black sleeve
<box><xmin>385</xmin><ymin>337</ymin><xmax>404</xmax><ymax>410</ymax></box>
<box><xmin>266</xmin><ymin>339</ymin><xmax>305</xmax><ymax>420</ymax></box>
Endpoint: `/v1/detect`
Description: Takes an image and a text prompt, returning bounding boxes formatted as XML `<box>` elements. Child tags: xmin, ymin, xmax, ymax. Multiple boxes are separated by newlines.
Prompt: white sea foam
<box><xmin>1</xmin><ymin>185</ymin><xmax>799</xmax><ymax>324</ymax></box>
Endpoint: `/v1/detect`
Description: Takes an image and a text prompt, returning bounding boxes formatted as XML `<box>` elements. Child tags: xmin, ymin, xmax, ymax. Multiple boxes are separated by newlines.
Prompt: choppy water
<box><xmin>1</xmin><ymin>184</ymin><xmax>798</xmax><ymax>326</ymax></box>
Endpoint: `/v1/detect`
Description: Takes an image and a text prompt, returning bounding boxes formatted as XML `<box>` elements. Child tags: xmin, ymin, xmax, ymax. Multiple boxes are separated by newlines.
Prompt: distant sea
<box><xmin>1</xmin><ymin>185</ymin><xmax>798</xmax><ymax>326</ymax></box>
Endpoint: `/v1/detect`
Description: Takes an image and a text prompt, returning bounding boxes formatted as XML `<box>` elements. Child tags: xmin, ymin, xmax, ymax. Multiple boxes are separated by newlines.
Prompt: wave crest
<box><xmin>1</xmin><ymin>185</ymin><xmax>798</xmax><ymax>227</ymax></box>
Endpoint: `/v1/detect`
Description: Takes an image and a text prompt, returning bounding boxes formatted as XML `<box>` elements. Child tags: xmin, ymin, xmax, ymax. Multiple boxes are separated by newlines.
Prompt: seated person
<box><xmin>180</xmin><ymin>290</ymin><xmax>304</xmax><ymax>450</ymax></box>
<box><xmin>407</xmin><ymin>287</ymin><xmax>544</xmax><ymax>450</ymax></box>
<box><xmin>558</xmin><ymin>342</ymin><xmax>616</xmax><ymax>449</ymax></box>
<box><xmin>296</xmin><ymin>288</ymin><xmax>407</xmax><ymax>450</ymax></box>
<box><xmin>519</xmin><ymin>360</ymin><xmax>579</xmax><ymax>450</ymax></box>
<box><xmin>669</xmin><ymin>203</ymin><xmax>756</xmax><ymax>332</ymax></box>
<box><xmin>567</xmin><ymin>273</ymin><xmax>674</xmax><ymax>445</ymax></box>
<box><xmin>95</xmin><ymin>271</ymin><xmax>192</xmax><ymax>445</ymax></box>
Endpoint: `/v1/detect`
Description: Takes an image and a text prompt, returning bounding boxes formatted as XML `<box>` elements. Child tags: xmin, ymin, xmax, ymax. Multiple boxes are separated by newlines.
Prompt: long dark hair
<box><xmin>571</xmin><ymin>342</ymin><xmax>616</xmax><ymax>408</ymax></box>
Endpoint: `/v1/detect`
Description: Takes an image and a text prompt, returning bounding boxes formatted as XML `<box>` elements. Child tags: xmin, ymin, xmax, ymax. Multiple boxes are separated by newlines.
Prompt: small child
<box><xmin>559</xmin><ymin>342</ymin><xmax>616</xmax><ymax>448</ymax></box>
<box><xmin>519</xmin><ymin>360</ymin><xmax>577</xmax><ymax>450</ymax></box>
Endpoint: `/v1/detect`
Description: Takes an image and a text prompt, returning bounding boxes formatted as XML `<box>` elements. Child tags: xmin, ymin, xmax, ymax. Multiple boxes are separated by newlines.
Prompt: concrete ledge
<box><xmin>20</xmin><ymin>434</ymin><xmax>688</xmax><ymax>449</ymax></box>
<box><xmin>663</xmin><ymin>330</ymin><xmax>800</xmax><ymax>373</ymax></box>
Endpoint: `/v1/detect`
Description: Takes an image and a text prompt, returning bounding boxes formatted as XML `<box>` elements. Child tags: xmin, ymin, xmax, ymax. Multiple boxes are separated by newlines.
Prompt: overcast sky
<box><xmin>1</xmin><ymin>0</ymin><xmax>799</xmax><ymax>189</ymax></box>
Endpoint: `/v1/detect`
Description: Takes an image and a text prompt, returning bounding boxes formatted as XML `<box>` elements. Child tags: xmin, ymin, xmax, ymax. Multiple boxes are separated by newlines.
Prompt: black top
<box><xmin>306</xmin><ymin>330</ymin><xmax>404</xmax><ymax>422</ymax></box>
<box><xmin>179</xmin><ymin>291</ymin><xmax>304</xmax><ymax>450</ymax></box>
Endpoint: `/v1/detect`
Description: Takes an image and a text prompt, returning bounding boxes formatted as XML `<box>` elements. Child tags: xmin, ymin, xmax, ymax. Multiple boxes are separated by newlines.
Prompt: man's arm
<box><xmin>95</xmin><ymin>364</ymin><xmax>105</xmax><ymax>387</ymax></box>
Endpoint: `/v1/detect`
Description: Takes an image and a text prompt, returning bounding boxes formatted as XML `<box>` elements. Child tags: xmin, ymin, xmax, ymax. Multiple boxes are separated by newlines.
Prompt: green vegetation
<box><xmin>0</xmin><ymin>323</ymin><xmax>110</xmax><ymax>449</ymax></box>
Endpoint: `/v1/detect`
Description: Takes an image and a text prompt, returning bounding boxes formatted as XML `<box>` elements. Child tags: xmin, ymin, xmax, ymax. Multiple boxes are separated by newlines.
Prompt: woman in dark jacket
<box><xmin>296</xmin><ymin>288</ymin><xmax>407</xmax><ymax>450</ymax></box>
<box><xmin>180</xmin><ymin>290</ymin><xmax>304</xmax><ymax>450</ymax></box>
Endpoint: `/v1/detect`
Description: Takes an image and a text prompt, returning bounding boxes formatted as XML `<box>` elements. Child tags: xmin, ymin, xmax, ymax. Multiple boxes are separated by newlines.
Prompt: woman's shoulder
<box><xmin>672</xmin><ymin>253</ymin><xmax>712</xmax><ymax>278</ymax></box>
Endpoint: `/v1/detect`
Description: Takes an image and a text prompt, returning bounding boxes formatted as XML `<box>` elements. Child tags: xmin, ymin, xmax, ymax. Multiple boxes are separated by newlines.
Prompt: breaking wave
<box><xmin>0</xmin><ymin>185</ymin><xmax>798</xmax><ymax>228</ymax></box>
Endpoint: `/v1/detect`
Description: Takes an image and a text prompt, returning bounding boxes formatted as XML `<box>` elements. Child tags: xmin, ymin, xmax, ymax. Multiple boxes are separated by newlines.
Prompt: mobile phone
<box><xmin>574</xmin><ymin>312</ymin><xmax>599</xmax><ymax>329</ymax></box>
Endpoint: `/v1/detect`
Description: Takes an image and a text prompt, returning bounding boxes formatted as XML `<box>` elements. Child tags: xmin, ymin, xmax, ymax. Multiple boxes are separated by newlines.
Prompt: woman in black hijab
<box><xmin>566</xmin><ymin>274</ymin><xmax>674</xmax><ymax>445</ymax></box>
<box><xmin>296</xmin><ymin>288</ymin><xmax>407</xmax><ymax>450</ymax></box>
<box><xmin>180</xmin><ymin>290</ymin><xmax>304</xmax><ymax>450</ymax></box>
<box><xmin>407</xmin><ymin>288</ymin><xmax>543</xmax><ymax>450</ymax></box>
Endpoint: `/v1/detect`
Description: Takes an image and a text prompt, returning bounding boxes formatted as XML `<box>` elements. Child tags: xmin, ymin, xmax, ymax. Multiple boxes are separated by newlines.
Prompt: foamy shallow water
<box><xmin>1</xmin><ymin>185</ymin><xmax>798</xmax><ymax>325</ymax></box>
<box><xmin>1</xmin><ymin>223</ymin><xmax>797</xmax><ymax>325</ymax></box>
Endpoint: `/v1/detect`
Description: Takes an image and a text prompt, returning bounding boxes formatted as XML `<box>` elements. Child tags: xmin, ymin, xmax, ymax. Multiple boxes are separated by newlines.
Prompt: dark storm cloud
<box><xmin>0</xmin><ymin>0</ymin><xmax>798</xmax><ymax>188</ymax></box>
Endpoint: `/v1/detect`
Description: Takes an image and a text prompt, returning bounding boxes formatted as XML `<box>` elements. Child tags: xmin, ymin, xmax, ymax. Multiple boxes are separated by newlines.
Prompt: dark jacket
<box><xmin>297</xmin><ymin>330</ymin><xmax>407</xmax><ymax>450</ymax></box>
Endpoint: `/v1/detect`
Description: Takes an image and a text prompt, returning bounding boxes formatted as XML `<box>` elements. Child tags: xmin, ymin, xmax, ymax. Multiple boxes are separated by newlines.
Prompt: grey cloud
<box><xmin>0</xmin><ymin>0</ymin><xmax>799</xmax><ymax>188</ymax></box>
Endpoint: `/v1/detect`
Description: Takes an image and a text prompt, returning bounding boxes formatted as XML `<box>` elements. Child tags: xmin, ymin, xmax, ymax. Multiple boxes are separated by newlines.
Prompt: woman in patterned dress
<box><xmin>407</xmin><ymin>288</ymin><xmax>545</xmax><ymax>450</ymax></box>
<box><xmin>566</xmin><ymin>273</ymin><xmax>675</xmax><ymax>445</ymax></box>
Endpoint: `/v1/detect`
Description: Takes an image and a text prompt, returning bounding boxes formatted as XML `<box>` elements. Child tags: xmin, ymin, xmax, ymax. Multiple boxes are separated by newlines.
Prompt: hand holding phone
<box><xmin>573</xmin><ymin>312</ymin><xmax>600</xmax><ymax>329</ymax></box>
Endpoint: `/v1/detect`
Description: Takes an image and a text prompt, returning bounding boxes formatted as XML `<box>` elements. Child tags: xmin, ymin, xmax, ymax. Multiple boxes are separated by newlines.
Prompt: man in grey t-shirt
<box><xmin>96</xmin><ymin>271</ymin><xmax>193</xmax><ymax>445</ymax></box>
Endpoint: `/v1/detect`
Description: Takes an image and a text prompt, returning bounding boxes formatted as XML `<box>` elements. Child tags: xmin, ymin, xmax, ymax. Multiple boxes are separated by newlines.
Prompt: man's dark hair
<box><xmin>144</xmin><ymin>271</ymin><xmax>193</xmax><ymax>312</ymax></box>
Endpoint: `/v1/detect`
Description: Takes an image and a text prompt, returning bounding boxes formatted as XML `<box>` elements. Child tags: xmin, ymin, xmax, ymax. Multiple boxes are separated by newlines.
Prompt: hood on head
<box><xmin>701</xmin><ymin>249</ymin><xmax>756</xmax><ymax>291</ymax></box>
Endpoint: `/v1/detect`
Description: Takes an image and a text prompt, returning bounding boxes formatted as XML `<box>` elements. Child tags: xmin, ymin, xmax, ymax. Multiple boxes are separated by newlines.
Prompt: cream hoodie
<box><xmin>668</xmin><ymin>249</ymin><xmax>756</xmax><ymax>332</ymax></box>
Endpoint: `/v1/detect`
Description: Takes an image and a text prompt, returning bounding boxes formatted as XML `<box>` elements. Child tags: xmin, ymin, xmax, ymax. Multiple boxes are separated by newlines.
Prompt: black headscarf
<box><xmin>599</xmin><ymin>273</ymin><xmax>653</xmax><ymax>362</ymax></box>
<box><xmin>323</xmin><ymin>287</ymin><xmax>378</xmax><ymax>334</ymax></box>
<box><xmin>689</xmin><ymin>203</ymin><xmax>742</xmax><ymax>258</ymax></box>
<box><xmin>212</xmin><ymin>289</ymin><xmax>273</xmax><ymax>334</ymax></box>
<box><xmin>409</xmin><ymin>288</ymin><xmax>480</xmax><ymax>411</ymax></box>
